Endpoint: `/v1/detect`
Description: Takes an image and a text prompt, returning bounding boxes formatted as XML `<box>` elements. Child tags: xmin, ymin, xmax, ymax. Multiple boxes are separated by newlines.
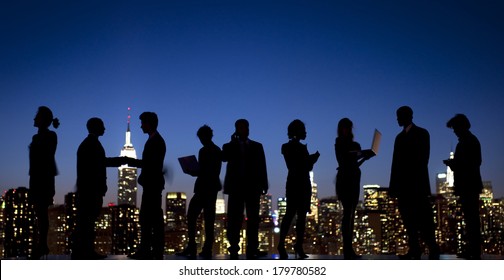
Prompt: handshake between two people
<box><xmin>108</xmin><ymin>156</ymin><xmax>142</xmax><ymax>168</ymax></box>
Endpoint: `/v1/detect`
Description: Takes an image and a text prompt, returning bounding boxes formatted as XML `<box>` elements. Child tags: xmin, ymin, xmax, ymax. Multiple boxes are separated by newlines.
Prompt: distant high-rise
<box><xmin>318</xmin><ymin>196</ymin><xmax>342</xmax><ymax>255</ymax></box>
<box><xmin>110</xmin><ymin>204</ymin><xmax>139</xmax><ymax>255</ymax></box>
<box><xmin>260</xmin><ymin>194</ymin><xmax>273</xmax><ymax>217</ymax></box>
<box><xmin>165</xmin><ymin>192</ymin><xmax>187</xmax><ymax>254</ymax></box>
<box><xmin>437</xmin><ymin>152</ymin><xmax>455</xmax><ymax>197</ymax></box>
<box><xmin>308</xmin><ymin>171</ymin><xmax>319</xmax><ymax>223</ymax></box>
<box><xmin>3</xmin><ymin>187</ymin><xmax>35</xmax><ymax>258</ymax></box>
<box><xmin>215</xmin><ymin>197</ymin><xmax>226</xmax><ymax>214</ymax></box>
<box><xmin>118</xmin><ymin>108</ymin><xmax>138</xmax><ymax>207</ymax></box>
<box><xmin>277</xmin><ymin>197</ymin><xmax>287</xmax><ymax>223</ymax></box>
<box><xmin>363</xmin><ymin>185</ymin><xmax>405</xmax><ymax>254</ymax></box>
<box><xmin>165</xmin><ymin>192</ymin><xmax>187</xmax><ymax>230</ymax></box>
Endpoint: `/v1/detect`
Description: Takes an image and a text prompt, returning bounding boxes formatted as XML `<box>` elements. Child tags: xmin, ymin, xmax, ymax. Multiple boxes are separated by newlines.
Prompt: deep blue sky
<box><xmin>1</xmin><ymin>0</ymin><xmax>503</xmax><ymax>207</ymax></box>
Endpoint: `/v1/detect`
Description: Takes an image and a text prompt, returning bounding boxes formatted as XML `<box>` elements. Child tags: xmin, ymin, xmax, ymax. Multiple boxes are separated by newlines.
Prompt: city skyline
<box><xmin>2</xmin><ymin>176</ymin><xmax>502</xmax><ymax>259</ymax></box>
<box><xmin>1</xmin><ymin>1</ymin><xmax>503</xmax><ymax>206</ymax></box>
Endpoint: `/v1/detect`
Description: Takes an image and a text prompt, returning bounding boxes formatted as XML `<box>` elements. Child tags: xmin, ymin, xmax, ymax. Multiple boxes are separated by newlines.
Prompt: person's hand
<box><xmin>362</xmin><ymin>149</ymin><xmax>375</xmax><ymax>160</ymax></box>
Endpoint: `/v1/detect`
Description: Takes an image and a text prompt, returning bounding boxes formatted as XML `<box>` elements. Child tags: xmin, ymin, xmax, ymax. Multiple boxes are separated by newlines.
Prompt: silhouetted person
<box><xmin>222</xmin><ymin>119</ymin><xmax>268</xmax><ymax>259</ymax></box>
<box><xmin>335</xmin><ymin>118</ymin><xmax>374</xmax><ymax>260</ymax></box>
<box><xmin>177</xmin><ymin>125</ymin><xmax>222</xmax><ymax>259</ymax></box>
<box><xmin>389</xmin><ymin>106</ymin><xmax>440</xmax><ymax>259</ymax></box>
<box><xmin>29</xmin><ymin>106</ymin><xmax>59</xmax><ymax>259</ymax></box>
<box><xmin>128</xmin><ymin>112</ymin><xmax>166</xmax><ymax>260</ymax></box>
<box><xmin>277</xmin><ymin>119</ymin><xmax>319</xmax><ymax>259</ymax></box>
<box><xmin>444</xmin><ymin>114</ymin><xmax>483</xmax><ymax>259</ymax></box>
<box><xmin>72</xmin><ymin>118</ymin><xmax>128</xmax><ymax>260</ymax></box>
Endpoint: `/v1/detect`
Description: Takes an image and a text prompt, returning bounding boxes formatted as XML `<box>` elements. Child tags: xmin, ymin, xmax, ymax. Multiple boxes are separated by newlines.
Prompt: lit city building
<box><xmin>47</xmin><ymin>205</ymin><xmax>67</xmax><ymax>255</ymax></box>
<box><xmin>165</xmin><ymin>192</ymin><xmax>187</xmax><ymax>254</ymax></box>
<box><xmin>363</xmin><ymin>185</ymin><xmax>405</xmax><ymax>255</ymax></box>
<box><xmin>215</xmin><ymin>197</ymin><xmax>226</xmax><ymax>214</ymax></box>
<box><xmin>110</xmin><ymin>204</ymin><xmax>140</xmax><ymax>255</ymax></box>
<box><xmin>318</xmin><ymin>196</ymin><xmax>342</xmax><ymax>255</ymax></box>
<box><xmin>308</xmin><ymin>171</ymin><xmax>319</xmax><ymax>223</ymax></box>
<box><xmin>0</xmin><ymin>193</ymin><xmax>5</xmax><ymax>257</ymax></box>
<box><xmin>3</xmin><ymin>187</ymin><xmax>35</xmax><ymax>258</ymax></box>
<box><xmin>64</xmin><ymin>192</ymin><xmax>78</xmax><ymax>254</ymax></box>
<box><xmin>117</xmin><ymin>108</ymin><xmax>138</xmax><ymax>207</ymax></box>
<box><xmin>277</xmin><ymin>197</ymin><xmax>287</xmax><ymax>223</ymax></box>
<box><xmin>259</xmin><ymin>194</ymin><xmax>275</xmax><ymax>254</ymax></box>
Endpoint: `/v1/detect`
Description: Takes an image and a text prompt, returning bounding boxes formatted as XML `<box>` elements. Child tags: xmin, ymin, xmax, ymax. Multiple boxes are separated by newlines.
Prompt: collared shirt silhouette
<box><xmin>222</xmin><ymin>119</ymin><xmax>268</xmax><ymax>259</ymax></box>
<box><xmin>389</xmin><ymin>106</ymin><xmax>439</xmax><ymax>260</ymax></box>
<box><xmin>444</xmin><ymin>114</ymin><xmax>483</xmax><ymax>259</ymax></box>
<box><xmin>73</xmin><ymin>117</ymin><xmax>126</xmax><ymax>260</ymax></box>
<box><xmin>29</xmin><ymin>106</ymin><xmax>59</xmax><ymax>259</ymax></box>
<box><xmin>128</xmin><ymin>112</ymin><xmax>166</xmax><ymax>260</ymax></box>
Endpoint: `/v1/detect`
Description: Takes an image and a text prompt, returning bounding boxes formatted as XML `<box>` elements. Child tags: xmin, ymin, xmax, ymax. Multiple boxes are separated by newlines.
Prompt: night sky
<box><xmin>1</xmin><ymin>0</ymin><xmax>503</xmax><ymax>208</ymax></box>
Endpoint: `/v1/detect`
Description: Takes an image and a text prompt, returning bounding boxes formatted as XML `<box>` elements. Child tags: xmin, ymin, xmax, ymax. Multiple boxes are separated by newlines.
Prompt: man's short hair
<box><xmin>235</xmin><ymin>119</ymin><xmax>249</xmax><ymax>129</ymax></box>
<box><xmin>139</xmin><ymin>112</ymin><xmax>158</xmax><ymax>129</ymax></box>
<box><xmin>396</xmin><ymin>106</ymin><xmax>413</xmax><ymax>120</ymax></box>
<box><xmin>86</xmin><ymin>117</ymin><xmax>104</xmax><ymax>134</ymax></box>
<box><xmin>447</xmin><ymin>114</ymin><xmax>471</xmax><ymax>130</ymax></box>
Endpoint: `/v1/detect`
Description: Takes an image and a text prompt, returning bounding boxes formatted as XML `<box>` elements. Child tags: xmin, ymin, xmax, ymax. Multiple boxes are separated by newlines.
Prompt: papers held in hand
<box><xmin>350</xmin><ymin>129</ymin><xmax>382</xmax><ymax>156</ymax></box>
<box><xmin>370</xmin><ymin>129</ymin><xmax>381</xmax><ymax>155</ymax></box>
<box><xmin>178</xmin><ymin>155</ymin><xmax>199</xmax><ymax>175</ymax></box>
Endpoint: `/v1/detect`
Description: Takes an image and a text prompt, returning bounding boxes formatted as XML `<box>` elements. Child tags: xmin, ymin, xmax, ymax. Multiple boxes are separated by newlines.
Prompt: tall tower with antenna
<box><xmin>118</xmin><ymin>108</ymin><xmax>138</xmax><ymax>206</ymax></box>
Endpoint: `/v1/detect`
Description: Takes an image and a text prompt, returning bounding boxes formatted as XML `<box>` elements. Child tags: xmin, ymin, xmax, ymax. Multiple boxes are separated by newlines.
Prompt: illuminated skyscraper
<box><xmin>47</xmin><ymin>205</ymin><xmax>67</xmax><ymax>255</ymax></box>
<box><xmin>363</xmin><ymin>185</ymin><xmax>405</xmax><ymax>254</ymax></box>
<box><xmin>437</xmin><ymin>152</ymin><xmax>455</xmax><ymax>197</ymax></box>
<box><xmin>277</xmin><ymin>197</ymin><xmax>287</xmax><ymax>223</ymax></box>
<box><xmin>260</xmin><ymin>194</ymin><xmax>273</xmax><ymax>217</ymax></box>
<box><xmin>118</xmin><ymin>108</ymin><xmax>138</xmax><ymax>207</ymax></box>
<box><xmin>165</xmin><ymin>192</ymin><xmax>187</xmax><ymax>230</ymax></box>
<box><xmin>165</xmin><ymin>192</ymin><xmax>187</xmax><ymax>253</ymax></box>
<box><xmin>3</xmin><ymin>187</ymin><xmax>35</xmax><ymax>258</ymax></box>
<box><xmin>64</xmin><ymin>192</ymin><xmax>78</xmax><ymax>254</ymax></box>
<box><xmin>318</xmin><ymin>197</ymin><xmax>342</xmax><ymax>255</ymax></box>
<box><xmin>215</xmin><ymin>197</ymin><xmax>226</xmax><ymax>214</ymax></box>
<box><xmin>110</xmin><ymin>204</ymin><xmax>140</xmax><ymax>255</ymax></box>
<box><xmin>308</xmin><ymin>171</ymin><xmax>319</xmax><ymax>223</ymax></box>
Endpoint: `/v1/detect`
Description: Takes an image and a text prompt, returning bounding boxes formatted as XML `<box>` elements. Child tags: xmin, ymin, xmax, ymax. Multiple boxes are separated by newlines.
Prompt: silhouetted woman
<box><xmin>277</xmin><ymin>119</ymin><xmax>319</xmax><ymax>259</ymax></box>
<box><xmin>335</xmin><ymin>118</ymin><xmax>373</xmax><ymax>259</ymax></box>
<box><xmin>29</xmin><ymin>106</ymin><xmax>59</xmax><ymax>259</ymax></box>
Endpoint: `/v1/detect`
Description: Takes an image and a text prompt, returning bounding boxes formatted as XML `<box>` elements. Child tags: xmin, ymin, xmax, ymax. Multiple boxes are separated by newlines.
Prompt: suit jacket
<box><xmin>194</xmin><ymin>142</ymin><xmax>222</xmax><ymax>194</ymax></box>
<box><xmin>451</xmin><ymin>131</ymin><xmax>483</xmax><ymax>196</ymax></box>
<box><xmin>222</xmin><ymin>138</ymin><xmax>268</xmax><ymax>195</ymax></box>
<box><xmin>389</xmin><ymin>124</ymin><xmax>431</xmax><ymax>198</ymax></box>
<box><xmin>137</xmin><ymin>131</ymin><xmax>166</xmax><ymax>192</ymax></box>
<box><xmin>77</xmin><ymin>134</ymin><xmax>124</xmax><ymax>197</ymax></box>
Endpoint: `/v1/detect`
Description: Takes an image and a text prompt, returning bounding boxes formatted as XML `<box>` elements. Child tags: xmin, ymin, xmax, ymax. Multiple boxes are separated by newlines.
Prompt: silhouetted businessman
<box><xmin>177</xmin><ymin>125</ymin><xmax>222</xmax><ymax>259</ymax></box>
<box><xmin>389</xmin><ymin>106</ymin><xmax>440</xmax><ymax>260</ymax></box>
<box><xmin>72</xmin><ymin>118</ymin><xmax>127</xmax><ymax>260</ymax></box>
<box><xmin>222</xmin><ymin>119</ymin><xmax>268</xmax><ymax>259</ymax></box>
<box><xmin>444</xmin><ymin>114</ymin><xmax>483</xmax><ymax>259</ymax></box>
<box><xmin>128</xmin><ymin>112</ymin><xmax>166</xmax><ymax>260</ymax></box>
